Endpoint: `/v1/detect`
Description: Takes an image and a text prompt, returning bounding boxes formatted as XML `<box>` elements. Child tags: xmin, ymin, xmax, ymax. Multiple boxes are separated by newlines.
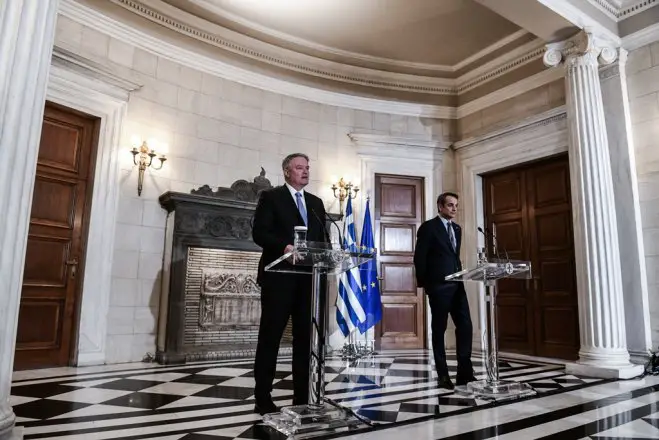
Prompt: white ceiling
<box><xmin>168</xmin><ymin>0</ymin><xmax>523</xmax><ymax>66</ymax></box>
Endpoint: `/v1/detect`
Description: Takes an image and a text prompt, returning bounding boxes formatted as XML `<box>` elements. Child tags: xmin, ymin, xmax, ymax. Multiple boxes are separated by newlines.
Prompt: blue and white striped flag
<box><xmin>336</xmin><ymin>197</ymin><xmax>366</xmax><ymax>336</ymax></box>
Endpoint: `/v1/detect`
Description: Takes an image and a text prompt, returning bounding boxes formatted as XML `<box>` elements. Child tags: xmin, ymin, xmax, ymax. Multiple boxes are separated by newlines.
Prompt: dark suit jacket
<box><xmin>252</xmin><ymin>185</ymin><xmax>329</xmax><ymax>286</ymax></box>
<box><xmin>413</xmin><ymin>216</ymin><xmax>463</xmax><ymax>292</ymax></box>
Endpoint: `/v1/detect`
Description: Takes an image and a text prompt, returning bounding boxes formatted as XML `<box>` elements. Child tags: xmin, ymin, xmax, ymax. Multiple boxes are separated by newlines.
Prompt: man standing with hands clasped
<box><xmin>413</xmin><ymin>192</ymin><xmax>476</xmax><ymax>389</ymax></box>
<box><xmin>251</xmin><ymin>153</ymin><xmax>330</xmax><ymax>415</ymax></box>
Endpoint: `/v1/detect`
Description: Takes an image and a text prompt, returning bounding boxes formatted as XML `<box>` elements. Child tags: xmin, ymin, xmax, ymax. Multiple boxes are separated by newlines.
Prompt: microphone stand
<box><xmin>477</xmin><ymin>226</ymin><xmax>499</xmax><ymax>261</ymax></box>
<box><xmin>487</xmin><ymin>227</ymin><xmax>509</xmax><ymax>263</ymax></box>
<box><xmin>311</xmin><ymin>208</ymin><xmax>344</xmax><ymax>249</ymax></box>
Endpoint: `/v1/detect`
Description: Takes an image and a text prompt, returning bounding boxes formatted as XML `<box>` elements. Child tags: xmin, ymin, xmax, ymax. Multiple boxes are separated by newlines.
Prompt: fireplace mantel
<box><xmin>156</xmin><ymin>171</ymin><xmax>281</xmax><ymax>364</ymax></box>
<box><xmin>156</xmin><ymin>170</ymin><xmax>342</xmax><ymax>364</ymax></box>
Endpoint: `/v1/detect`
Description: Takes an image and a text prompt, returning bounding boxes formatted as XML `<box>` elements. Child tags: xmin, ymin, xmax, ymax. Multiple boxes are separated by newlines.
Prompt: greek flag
<box><xmin>357</xmin><ymin>198</ymin><xmax>382</xmax><ymax>333</ymax></box>
<box><xmin>335</xmin><ymin>197</ymin><xmax>366</xmax><ymax>336</ymax></box>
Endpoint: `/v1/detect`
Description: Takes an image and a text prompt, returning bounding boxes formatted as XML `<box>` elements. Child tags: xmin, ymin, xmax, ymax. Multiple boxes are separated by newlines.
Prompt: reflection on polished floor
<box><xmin>10</xmin><ymin>349</ymin><xmax>659</xmax><ymax>439</ymax></box>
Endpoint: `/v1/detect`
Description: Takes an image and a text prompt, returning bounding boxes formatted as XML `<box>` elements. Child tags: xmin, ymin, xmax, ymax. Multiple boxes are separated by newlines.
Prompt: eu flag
<box><xmin>357</xmin><ymin>198</ymin><xmax>382</xmax><ymax>333</ymax></box>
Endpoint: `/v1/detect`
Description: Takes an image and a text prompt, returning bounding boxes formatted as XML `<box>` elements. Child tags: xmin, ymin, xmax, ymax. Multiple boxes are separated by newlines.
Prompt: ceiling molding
<box><xmin>107</xmin><ymin>0</ymin><xmax>544</xmax><ymax>96</ymax></box>
<box><xmin>59</xmin><ymin>0</ymin><xmax>456</xmax><ymax>118</ymax></box>
<box><xmin>112</xmin><ymin>0</ymin><xmax>458</xmax><ymax>95</ymax></box>
<box><xmin>457</xmin><ymin>67</ymin><xmax>564</xmax><ymax>119</ymax></box>
<box><xmin>186</xmin><ymin>0</ymin><xmax>531</xmax><ymax>74</ymax></box>
<box><xmin>453</xmin><ymin>30</ymin><xmax>531</xmax><ymax>71</ymax></box>
<box><xmin>538</xmin><ymin>0</ymin><xmax>621</xmax><ymax>44</ymax></box>
<box><xmin>58</xmin><ymin>0</ymin><xmax>562</xmax><ymax>120</ymax></box>
<box><xmin>621</xmin><ymin>20</ymin><xmax>659</xmax><ymax>49</ymax></box>
<box><xmin>458</xmin><ymin>43</ymin><xmax>545</xmax><ymax>93</ymax></box>
<box><xmin>350</xmin><ymin>133</ymin><xmax>448</xmax><ymax>163</ymax></box>
<box><xmin>587</xmin><ymin>0</ymin><xmax>658</xmax><ymax>20</ymax></box>
<box><xmin>454</xmin><ymin>106</ymin><xmax>567</xmax><ymax>150</ymax></box>
<box><xmin>348</xmin><ymin>133</ymin><xmax>448</xmax><ymax>150</ymax></box>
<box><xmin>52</xmin><ymin>46</ymin><xmax>142</xmax><ymax>97</ymax></box>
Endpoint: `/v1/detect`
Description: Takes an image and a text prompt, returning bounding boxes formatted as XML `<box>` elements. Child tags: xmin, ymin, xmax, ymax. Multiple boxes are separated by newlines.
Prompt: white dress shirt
<box><xmin>285</xmin><ymin>182</ymin><xmax>307</xmax><ymax>212</ymax></box>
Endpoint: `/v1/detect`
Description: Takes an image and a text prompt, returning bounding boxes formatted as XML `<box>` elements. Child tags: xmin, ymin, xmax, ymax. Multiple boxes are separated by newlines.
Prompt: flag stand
<box><xmin>336</xmin><ymin>196</ymin><xmax>381</xmax><ymax>362</ymax></box>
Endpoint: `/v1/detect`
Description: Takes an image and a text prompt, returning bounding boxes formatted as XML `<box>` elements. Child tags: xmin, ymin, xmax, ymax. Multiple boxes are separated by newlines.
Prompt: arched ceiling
<box><xmin>104</xmin><ymin>0</ymin><xmax>606</xmax><ymax>105</ymax></box>
<box><xmin>162</xmin><ymin>0</ymin><xmax>523</xmax><ymax>69</ymax></box>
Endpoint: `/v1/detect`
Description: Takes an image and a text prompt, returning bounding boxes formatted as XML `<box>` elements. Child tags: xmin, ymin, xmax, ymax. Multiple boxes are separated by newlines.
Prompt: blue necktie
<box><xmin>447</xmin><ymin>222</ymin><xmax>456</xmax><ymax>251</ymax></box>
<box><xmin>296</xmin><ymin>192</ymin><xmax>308</xmax><ymax>226</ymax></box>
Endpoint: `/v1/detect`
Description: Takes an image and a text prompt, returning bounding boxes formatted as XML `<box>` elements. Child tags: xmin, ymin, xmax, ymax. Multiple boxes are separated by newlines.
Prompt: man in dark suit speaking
<box><xmin>251</xmin><ymin>153</ymin><xmax>329</xmax><ymax>415</ymax></box>
<box><xmin>413</xmin><ymin>192</ymin><xmax>475</xmax><ymax>389</ymax></box>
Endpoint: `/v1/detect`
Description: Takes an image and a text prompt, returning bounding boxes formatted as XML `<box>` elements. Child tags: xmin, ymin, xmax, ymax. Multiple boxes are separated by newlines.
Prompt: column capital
<box><xmin>599</xmin><ymin>48</ymin><xmax>629</xmax><ymax>81</ymax></box>
<box><xmin>543</xmin><ymin>30</ymin><xmax>619</xmax><ymax>68</ymax></box>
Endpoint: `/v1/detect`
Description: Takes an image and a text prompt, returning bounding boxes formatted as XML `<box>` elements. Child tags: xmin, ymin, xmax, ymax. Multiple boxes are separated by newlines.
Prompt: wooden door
<box><xmin>374</xmin><ymin>174</ymin><xmax>425</xmax><ymax>349</ymax></box>
<box><xmin>483</xmin><ymin>154</ymin><xmax>579</xmax><ymax>360</ymax></box>
<box><xmin>14</xmin><ymin>102</ymin><xmax>99</xmax><ymax>370</ymax></box>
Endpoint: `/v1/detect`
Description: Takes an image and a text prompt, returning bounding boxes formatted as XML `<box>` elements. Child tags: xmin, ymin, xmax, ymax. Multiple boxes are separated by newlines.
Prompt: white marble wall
<box><xmin>626</xmin><ymin>41</ymin><xmax>659</xmax><ymax>349</ymax></box>
<box><xmin>53</xmin><ymin>15</ymin><xmax>447</xmax><ymax>363</ymax></box>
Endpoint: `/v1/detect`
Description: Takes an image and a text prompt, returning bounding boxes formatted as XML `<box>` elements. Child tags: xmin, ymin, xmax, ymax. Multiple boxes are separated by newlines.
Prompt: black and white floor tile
<box><xmin>10</xmin><ymin>350</ymin><xmax>659</xmax><ymax>439</ymax></box>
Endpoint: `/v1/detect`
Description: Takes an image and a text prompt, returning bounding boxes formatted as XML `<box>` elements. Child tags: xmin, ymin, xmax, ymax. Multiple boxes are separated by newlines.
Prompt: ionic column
<box><xmin>598</xmin><ymin>50</ymin><xmax>653</xmax><ymax>364</ymax></box>
<box><xmin>543</xmin><ymin>30</ymin><xmax>643</xmax><ymax>379</ymax></box>
<box><xmin>0</xmin><ymin>0</ymin><xmax>60</xmax><ymax>437</ymax></box>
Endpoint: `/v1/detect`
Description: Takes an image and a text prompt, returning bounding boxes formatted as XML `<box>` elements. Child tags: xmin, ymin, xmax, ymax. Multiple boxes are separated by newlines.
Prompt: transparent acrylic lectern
<box><xmin>262</xmin><ymin>241</ymin><xmax>375</xmax><ymax>437</ymax></box>
<box><xmin>445</xmin><ymin>256</ymin><xmax>536</xmax><ymax>401</ymax></box>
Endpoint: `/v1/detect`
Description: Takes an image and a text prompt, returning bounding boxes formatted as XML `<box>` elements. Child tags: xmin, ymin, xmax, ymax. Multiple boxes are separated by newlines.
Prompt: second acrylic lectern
<box><xmin>446</xmin><ymin>257</ymin><xmax>536</xmax><ymax>401</ymax></box>
<box><xmin>262</xmin><ymin>240</ymin><xmax>375</xmax><ymax>437</ymax></box>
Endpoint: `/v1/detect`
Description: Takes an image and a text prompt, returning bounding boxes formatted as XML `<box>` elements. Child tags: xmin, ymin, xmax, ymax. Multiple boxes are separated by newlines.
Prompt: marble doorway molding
<box><xmin>46</xmin><ymin>47</ymin><xmax>140</xmax><ymax>366</ymax></box>
<box><xmin>347</xmin><ymin>133</ymin><xmax>448</xmax><ymax>350</ymax></box>
<box><xmin>453</xmin><ymin>107</ymin><xmax>569</xmax><ymax>355</ymax></box>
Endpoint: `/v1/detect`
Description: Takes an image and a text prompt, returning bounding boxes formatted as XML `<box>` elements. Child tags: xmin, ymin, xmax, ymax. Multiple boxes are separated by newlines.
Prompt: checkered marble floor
<box><xmin>10</xmin><ymin>350</ymin><xmax>659</xmax><ymax>439</ymax></box>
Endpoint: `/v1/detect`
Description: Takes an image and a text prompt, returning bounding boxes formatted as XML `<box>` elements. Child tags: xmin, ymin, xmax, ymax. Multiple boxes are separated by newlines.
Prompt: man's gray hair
<box><xmin>281</xmin><ymin>153</ymin><xmax>310</xmax><ymax>171</ymax></box>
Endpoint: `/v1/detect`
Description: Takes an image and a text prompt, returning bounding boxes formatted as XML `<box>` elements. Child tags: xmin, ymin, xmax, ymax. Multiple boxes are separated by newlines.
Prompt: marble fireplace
<box><xmin>156</xmin><ymin>169</ymin><xmax>293</xmax><ymax>364</ymax></box>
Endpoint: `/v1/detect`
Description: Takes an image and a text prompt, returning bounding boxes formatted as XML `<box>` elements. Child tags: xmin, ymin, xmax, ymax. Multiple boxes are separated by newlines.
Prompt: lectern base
<box><xmin>263</xmin><ymin>403</ymin><xmax>363</xmax><ymax>437</ymax></box>
<box><xmin>455</xmin><ymin>379</ymin><xmax>536</xmax><ymax>401</ymax></box>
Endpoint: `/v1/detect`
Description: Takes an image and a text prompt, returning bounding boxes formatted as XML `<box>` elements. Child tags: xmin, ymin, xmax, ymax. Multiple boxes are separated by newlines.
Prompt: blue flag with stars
<box><xmin>357</xmin><ymin>198</ymin><xmax>382</xmax><ymax>333</ymax></box>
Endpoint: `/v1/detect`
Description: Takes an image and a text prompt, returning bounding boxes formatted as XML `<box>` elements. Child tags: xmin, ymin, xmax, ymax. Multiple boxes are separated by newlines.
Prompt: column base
<box><xmin>0</xmin><ymin>426</ymin><xmax>23</xmax><ymax>440</ymax></box>
<box><xmin>566</xmin><ymin>361</ymin><xmax>644</xmax><ymax>379</ymax></box>
<box><xmin>0</xmin><ymin>410</ymin><xmax>15</xmax><ymax>440</ymax></box>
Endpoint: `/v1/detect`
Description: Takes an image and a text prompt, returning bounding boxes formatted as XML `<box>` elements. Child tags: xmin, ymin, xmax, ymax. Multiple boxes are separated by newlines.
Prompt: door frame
<box><xmin>17</xmin><ymin>101</ymin><xmax>102</xmax><ymax>369</ymax></box>
<box><xmin>453</xmin><ymin>106</ymin><xmax>569</xmax><ymax>353</ymax></box>
<box><xmin>481</xmin><ymin>152</ymin><xmax>579</xmax><ymax>360</ymax></box>
<box><xmin>373</xmin><ymin>173</ymin><xmax>426</xmax><ymax>350</ymax></box>
<box><xmin>44</xmin><ymin>47</ymin><xmax>139</xmax><ymax>366</ymax></box>
<box><xmin>350</xmin><ymin>133</ymin><xmax>447</xmax><ymax>349</ymax></box>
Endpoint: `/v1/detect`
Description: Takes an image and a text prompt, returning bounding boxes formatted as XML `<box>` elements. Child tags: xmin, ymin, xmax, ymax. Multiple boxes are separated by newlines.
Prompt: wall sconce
<box><xmin>130</xmin><ymin>138</ymin><xmax>166</xmax><ymax>196</ymax></box>
<box><xmin>331</xmin><ymin>177</ymin><xmax>359</xmax><ymax>215</ymax></box>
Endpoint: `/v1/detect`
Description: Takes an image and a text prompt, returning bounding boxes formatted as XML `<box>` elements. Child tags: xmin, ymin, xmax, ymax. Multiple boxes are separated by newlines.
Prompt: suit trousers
<box><xmin>427</xmin><ymin>283</ymin><xmax>473</xmax><ymax>378</ymax></box>
<box><xmin>254</xmin><ymin>274</ymin><xmax>312</xmax><ymax>405</ymax></box>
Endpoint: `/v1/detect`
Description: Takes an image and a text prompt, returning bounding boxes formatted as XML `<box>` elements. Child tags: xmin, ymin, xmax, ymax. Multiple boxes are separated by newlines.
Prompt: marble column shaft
<box><xmin>543</xmin><ymin>31</ymin><xmax>638</xmax><ymax>373</ymax></box>
<box><xmin>0</xmin><ymin>0</ymin><xmax>60</xmax><ymax>436</ymax></box>
<box><xmin>599</xmin><ymin>50</ymin><xmax>653</xmax><ymax>362</ymax></box>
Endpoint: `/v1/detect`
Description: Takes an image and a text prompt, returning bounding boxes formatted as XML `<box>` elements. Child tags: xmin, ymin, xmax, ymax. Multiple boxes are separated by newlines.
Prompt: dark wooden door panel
<box><xmin>484</xmin><ymin>169</ymin><xmax>534</xmax><ymax>355</ymax></box>
<box><xmin>381</xmin><ymin>304</ymin><xmax>419</xmax><ymax>337</ymax></box>
<box><xmin>380</xmin><ymin>223</ymin><xmax>416</xmax><ymax>255</ymax></box>
<box><xmin>483</xmin><ymin>154</ymin><xmax>579</xmax><ymax>361</ymax></box>
<box><xmin>14</xmin><ymin>102</ymin><xmax>99</xmax><ymax>370</ymax></box>
<box><xmin>527</xmin><ymin>157</ymin><xmax>579</xmax><ymax>360</ymax></box>
<box><xmin>375</xmin><ymin>175</ymin><xmax>425</xmax><ymax>349</ymax></box>
<box><xmin>380</xmin><ymin>183</ymin><xmax>420</xmax><ymax>218</ymax></box>
<box><xmin>380</xmin><ymin>263</ymin><xmax>416</xmax><ymax>294</ymax></box>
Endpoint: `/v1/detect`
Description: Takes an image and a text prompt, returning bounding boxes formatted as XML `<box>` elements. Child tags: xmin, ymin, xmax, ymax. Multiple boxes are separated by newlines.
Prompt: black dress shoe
<box><xmin>254</xmin><ymin>399</ymin><xmax>279</xmax><ymax>415</ymax></box>
<box><xmin>437</xmin><ymin>375</ymin><xmax>455</xmax><ymax>390</ymax></box>
<box><xmin>456</xmin><ymin>375</ymin><xmax>477</xmax><ymax>386</ymax></box>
